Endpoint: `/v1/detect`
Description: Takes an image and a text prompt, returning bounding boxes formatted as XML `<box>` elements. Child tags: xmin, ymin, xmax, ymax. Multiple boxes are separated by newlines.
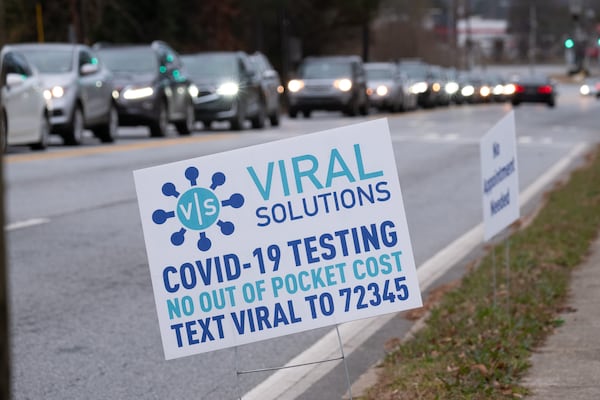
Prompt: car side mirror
<box><xmin>263</xmin><ymin>69</ymin><xmax>276</xmax><ymax>79</ymax></box>
<box><xmin>80</xmin><ymin>63</ymin><xmax>99</xmax><ymax>76</ymax></box>
<box><xmin>5</xmin><ymin>73</ymin><xmax>25</xmax><ymax>88</ymax></box>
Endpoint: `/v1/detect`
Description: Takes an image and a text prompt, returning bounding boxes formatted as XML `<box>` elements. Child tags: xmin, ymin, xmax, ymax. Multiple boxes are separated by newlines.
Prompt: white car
<box><xmin>0</xmin><ymin>46</ymin><xmax>49</xmax><ymax>151</ymax></box>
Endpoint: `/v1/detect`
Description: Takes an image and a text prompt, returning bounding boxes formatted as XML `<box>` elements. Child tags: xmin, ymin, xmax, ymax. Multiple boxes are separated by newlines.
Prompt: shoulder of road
<box><xmin>346</xmin><ymin>143</ymin><xmax>600</xmax><ymax>399</ymax></box>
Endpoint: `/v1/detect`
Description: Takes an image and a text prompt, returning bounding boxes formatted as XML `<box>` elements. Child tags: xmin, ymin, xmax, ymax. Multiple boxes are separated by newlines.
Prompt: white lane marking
<box><xmin>519</xmin><ymin>136</ymin><xmax>533</xmax><ymax>144</ymax></box>
<box><xmin>241</xmin><ymin>142</ymin><xmax>590</xmax><ymax>400</ymax></box>
<box><xmin>391</xmin><ymin>133</ymin><xmax>574</xmax><ymax>147</ymax></box>
<box><xmin>5</xmin><ymin>218</ymin><xmax>50</xmax><ymax>232</ymax></box>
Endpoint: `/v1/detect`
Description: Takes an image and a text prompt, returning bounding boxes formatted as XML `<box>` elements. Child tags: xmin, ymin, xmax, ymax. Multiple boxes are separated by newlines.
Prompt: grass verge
<box><xmin>362</xmin><ymin>145</ymin><xmax>600</xmax><ymax>399</ymax></box>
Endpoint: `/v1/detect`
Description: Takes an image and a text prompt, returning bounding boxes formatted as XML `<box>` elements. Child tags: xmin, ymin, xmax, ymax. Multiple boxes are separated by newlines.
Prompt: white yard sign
<box><xmin>480</xmin><ymin>111</ymin><xmax>520</xmax><ymax>241</ymax></box>
<box><xmin>134</xmin><ymin>119</ymin><xmax>422</xmax><ymax>360</ymax></box>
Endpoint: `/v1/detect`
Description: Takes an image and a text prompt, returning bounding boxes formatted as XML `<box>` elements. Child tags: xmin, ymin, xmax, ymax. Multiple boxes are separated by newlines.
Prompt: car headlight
<box><xmin>188</xmin><ymin>84</ymin><xmax>199</xmax><ymax>98</ymax></box>
<box><xmin>432</xmin><ymin>82</ymin><xmax>441</xmax><ymax>92</ymax></box>
<box><xmin>492</xmin><ymin>84</ymin><xmax>504</xmax><ymax>95</ymax></box>
<box><xmin>445</xmin><ymin>81</ymin><xmax>459</xmax><ymax>95</ymax></box>
<box><xmin>410</xmin><ymin>81</ymin><xmax>428</xmax><ymax>94</ymax></box>
<box><xmin>44</xmin><ymin>86</ymin><xmax>65</xmax><ymax>100</ymax></box>
<box><xmin>461</xmin><ymin>85</ymin><xmax>475</xmax><ymax>97</ymax></box>
<box><xmin>376</xmin><ymin>85</ymin><xmax>389</xmax><ymax>96</ymax></box>
<box><xmin>122</xmin><ymin>86</ymin><xmax>154</xmax><ymax>100</ymax></box>
<box><xmin>216</xmin><ymin>82</ymin><xmax>239</xmax><ymax>96</ymax></box>
<box><xmin>480</xmin><ymin>86</ymin><xmax>491</xmax><ymax>97</ymax></box>
<box><xmin>503</xmin><ymin>84</ymin><xmax>516</xmax><ymax>95</ymax></box>
<box><xmin>287</xmin><ymin>79</ymin><xmax>304</xmax><ymax>93</ymax></box>
<box><xmin>334</xmin><ymin>78</ymin><xmax>352</xmax><ymax>92</ymax></box>
<box><xmin>580</xmin><ymin>84</ymin><xmax>591</xmax><ymax>96</ymax></box>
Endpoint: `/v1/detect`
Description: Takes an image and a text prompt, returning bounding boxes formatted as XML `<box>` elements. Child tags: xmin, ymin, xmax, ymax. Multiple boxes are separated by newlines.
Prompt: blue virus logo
<box><xmin>151</xmin><ymin>166</ymin><xmax>245</xmax><ymax>251</ymax></box>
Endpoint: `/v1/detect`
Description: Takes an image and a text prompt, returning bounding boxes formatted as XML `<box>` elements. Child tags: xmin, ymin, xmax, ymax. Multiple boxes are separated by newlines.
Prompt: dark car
<box><xmin>14</xmin><ymin>43</ymin><xmax>116</xmax><ymax>145</ymax></box>
<box><xmin>95</xmin><ymin>41</ymin><xmax>195</xmax><ymax>137</ymax></box>
<box><xmin>181</xmin><ymin>51</ymin><xmax>267</xmax><ymax>130</ymax></box>
<box><xmin>287</xmin><ymin>55</ymin><xmax>369</xmax><ymax>118</ymax></box>
<box><xmin>249</xmin><ymin>52</ymin><xmax>282</xmax><ymax>126</ymax></box>
<box><xmin>398</xmin><ymin>60</ymin><xmax>443</xmax><ymax>108</ymax></box>
<box><xmin>508</xmin><ymin>74</ymin><xmax>557</xmax><ymax>108</ymax></box>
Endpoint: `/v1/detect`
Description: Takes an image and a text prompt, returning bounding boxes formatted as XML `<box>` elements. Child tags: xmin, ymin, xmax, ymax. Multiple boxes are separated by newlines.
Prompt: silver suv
<box><xmin>13</xmin><ymin>43</ymin><xmax>117</xmax><ymax>145</ymax></box>
<box><xmin>287</xmin><ymin>56</ymin><xmax>369</xmax><ymax>118</ymax></box>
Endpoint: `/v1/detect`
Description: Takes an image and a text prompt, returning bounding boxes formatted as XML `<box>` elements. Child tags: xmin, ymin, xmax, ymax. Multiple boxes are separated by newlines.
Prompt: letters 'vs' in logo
<box><xmin>151</xmin><ymin>166</ymin><xmax>245</xmax><ymax>251</ymax></box>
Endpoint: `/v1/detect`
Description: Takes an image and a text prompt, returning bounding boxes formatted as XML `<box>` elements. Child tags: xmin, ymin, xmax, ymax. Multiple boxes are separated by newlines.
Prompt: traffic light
<box><xmin>565</xmin><ymin>38</ymin><xmax>575</xmax><ymax>49</ymax></box>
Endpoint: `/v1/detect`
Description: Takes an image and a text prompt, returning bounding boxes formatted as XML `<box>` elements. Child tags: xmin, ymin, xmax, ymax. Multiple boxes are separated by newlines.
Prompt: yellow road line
<box><xmin>3</xmin><ymin>134</ymin><xmax>233</xmax><ymax>164</ymax></box>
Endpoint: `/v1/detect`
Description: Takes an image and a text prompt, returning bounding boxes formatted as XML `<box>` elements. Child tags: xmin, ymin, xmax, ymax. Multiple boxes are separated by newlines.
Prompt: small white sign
<box><xmin>480</xmin><ymin>111</ymin><xmax>520</xmax><ymax>241</ymax></box>
<box><xmin>134</xmin><ymin>119</ymin><xmax>422</xmax><ymax>360</ymax></box>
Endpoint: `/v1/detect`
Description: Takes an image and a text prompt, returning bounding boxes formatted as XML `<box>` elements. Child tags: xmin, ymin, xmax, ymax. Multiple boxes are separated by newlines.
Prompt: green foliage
<box><xmin>1</xmin><ymin>0</ymin><xmax>381</xmax><ymax>75</ymax></box>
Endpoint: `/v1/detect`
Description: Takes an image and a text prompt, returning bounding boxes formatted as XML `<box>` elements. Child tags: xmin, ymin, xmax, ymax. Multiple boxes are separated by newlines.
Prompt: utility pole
<box><xmin>279</xmin><ymin>2</ymin><xmax>289</xmax><ymax>86</ymax></box>
<box><xmin>528</xmin><ymin>4</ymin><xmax>536</xmax><ymax>73</ymax></box>
<box><xmin>69</xmin><ymin>0</ymin><xmax>81</xmax><ymax>43</ymax></box>
<box><xmin>362</xmin><ymin>0</ymin><xmax>370</xmax><ymax>62</ymax></box>
<box><xmin>448</xmin><ymin>0</ymin><xmax>458</xmax><ymax>67</ymax></box>
<box><xmin>0</xmin><ymin>147</ymin><xmax>8</xmax><ymax>400</ymax></box>
<box><xmin>465</xmin><ymin>0</ymin><xmax>472</xmax><ymax>70</ymax></box>
<box><xmin>36</xmin><ymin>3</ymin><xmax>44</xmax><ymax>43</ymax></box>
<box><xmin>0</xmin><ymin>0</ymin><xmax>5</xmax><ymax>47</ymax></box>
<box><xmin>0</xmin><ymin>0</ymin><xmax>10</xmax><ymax>398</ymax></box>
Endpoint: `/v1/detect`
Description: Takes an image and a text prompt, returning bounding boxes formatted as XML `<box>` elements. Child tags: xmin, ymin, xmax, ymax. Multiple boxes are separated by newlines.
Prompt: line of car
<box><xmin>0</xmin><ymin>41</ymin><xmax>559</xmax><ymax>153</ymax></box>
<box><xmin>286</xmin><ymin>56</ymin><xmax>558</xmax><ymax>118</ymax></box>
<box><xmin>0</xmin><ymin>41</ymin><xmax>283</xmax><ymax>152</ymax></box>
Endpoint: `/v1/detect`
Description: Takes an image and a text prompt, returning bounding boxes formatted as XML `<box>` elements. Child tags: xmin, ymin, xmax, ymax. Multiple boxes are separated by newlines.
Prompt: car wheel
<box><xmin>230</xmin><ymin>99</ymin><xmax>246</xmax><ymax>131</ymax></box>
<box><xmin>288</xmin><ymin>107</ymin><xmax>298</xmax><ymax>119</ymax></box>
<box><xmin>251</xmin><ymin>100</ymin><xmax>266</xmax><ymax>129</ymax></box>
<box><xmin>345</xmin><ymin>98</ymin><xmax>359</xmax><ymax>116</ymax></box>
<box><xmin>93</xmin><ymin>104</ymin><xmax>118</xmax><ymax>143</ymax></box>
<box><xmin>302</xmin><ymin>110</ymin><xmax>312</xmax><ymax>118</ymax></box>
<box><xmin>63</xmin><ymin>105</ymin><xmax>84</xmax><ymax>146</ymax></box>
<box><xmin>150</xmin><ymin>100</ymin><xmax>168</xmax><ymax>137</ymax></box>
<box><xmin>511</xmin><ymin>101</ymin><xmax>520</xmax><ymax>107</ymax></box>
<box><xmin>201</xmin><ymin>120</ymin><xmax>213</xmax><ymax>130</ymax></box>
<box><xmin>547</xmin><ymin>100</ymin><xmax>555</xmax><ymax>108</ymax></box>
<box><xmin>359</xmin><ymin>101</ymin><xmax>369</xmax><ymax>116</ymax></box>
<box><xmin>30</xmin><ymin>113</ymin><xmax>50</xmax><ymax>151</ymax></box>
<box><xmin>175</xmin><ymin>100</ymin><xmax>195</xmax><ymax>135</ymax></box>
<box><xmin>269</xmin><ymin>108</ymin><xmax>280</xmax><ymax>126</ymax></box>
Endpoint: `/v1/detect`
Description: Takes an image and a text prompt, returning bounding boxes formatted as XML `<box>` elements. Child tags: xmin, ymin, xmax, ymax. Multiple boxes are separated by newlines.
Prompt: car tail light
<box><xmin>537</xmin><ymin>85</ymin><xmax>553</xmax><ymax>94</ymax></box>
<box><xmin>514</xmin><ymin>84</ymin><xmax>525</xmax><ymax>93</ymax></box>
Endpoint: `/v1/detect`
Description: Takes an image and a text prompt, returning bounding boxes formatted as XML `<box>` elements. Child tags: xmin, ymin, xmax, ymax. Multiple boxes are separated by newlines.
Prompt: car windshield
<box><xmin>366</xmin><ymin>67</ymin><xmax>394</xmax><ymax>80</ymax></box>
<box><xmin>182</xmin><ymin>54</ymin><xmax>239</xmax><ymax>81</ymax></box>
<box><xmin>98</xmin><ymin>48</ymin><xmax>158</xmax><ymax>74</ymax></box>
<box><xmin>300</xmin><ymin>62</ymin><xmax>352</xmax><ymax>79</ymax></box>
<box><xmin>399</xmin><ymin>65</ymin><xmax>428</xmax><ymax>80</ymax></box>
<box><xmin>20</xmin><ymin>49</ymin><xmax>73</xmax><ymax>73</ymax></box>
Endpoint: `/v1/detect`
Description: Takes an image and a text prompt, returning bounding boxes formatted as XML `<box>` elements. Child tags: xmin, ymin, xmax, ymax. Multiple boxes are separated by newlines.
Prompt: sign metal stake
<box><xmin>505</xmin><ymin>238</ymin><xmax>511</xmax><ymax>327</ymax></box>
<box><xmin>492</xmin><ymin>244</ymin><xmax>497</xmax><ymax>308</ymax></box>
<box><xmin>336</xmin><ymin>325</ymin><xmax>353</xmax><ymax>400</ymax></box>
<box><xmin>235</xmin><ymin>325</ymin><xmax>354</xmax><ymax>399</ymax></box>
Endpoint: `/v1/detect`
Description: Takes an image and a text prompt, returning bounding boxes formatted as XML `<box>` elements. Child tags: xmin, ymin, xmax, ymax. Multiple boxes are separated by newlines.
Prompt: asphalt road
<box><xmin>5</xmin><ymin>82</ymin><xmax>599</xmax><ymax>399</ymax></box>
